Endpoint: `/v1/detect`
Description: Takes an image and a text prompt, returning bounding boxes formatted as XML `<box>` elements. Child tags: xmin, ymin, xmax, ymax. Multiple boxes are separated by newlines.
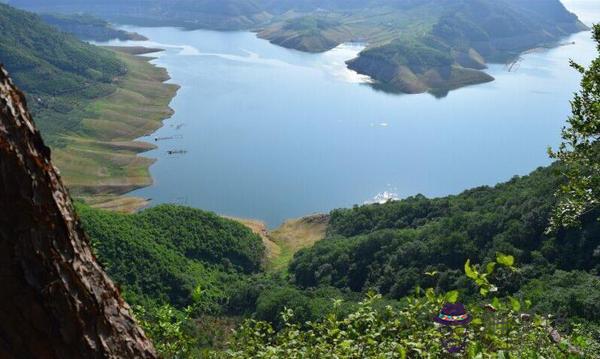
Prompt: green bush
<box><xmin>521</xmin><ymin>270</ymin><xmax>600</xmax><ymax>323</ymax></box>
<box><xmin>217</xmin><ymin>257</ymin><xmax>599</xmax><ymax>358</ymax></box>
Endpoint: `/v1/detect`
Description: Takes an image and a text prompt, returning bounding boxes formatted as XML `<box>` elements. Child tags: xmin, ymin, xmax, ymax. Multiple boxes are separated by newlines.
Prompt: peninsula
<box><xmin>9</xmin><ymin>0</ymin><xmax>589</xmax><ymax>95</ymax></box>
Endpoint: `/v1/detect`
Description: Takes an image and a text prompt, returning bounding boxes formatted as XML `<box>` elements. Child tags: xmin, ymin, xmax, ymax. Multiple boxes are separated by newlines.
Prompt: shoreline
<box><xmin>54</xmin><ymin>45</ymin><xmax>179</xmax><ymax>212</ymax></box>
<box><xmin>85</xmin><ymin>27</ymin><xmax>593</xmax><ymax>220</ymax></box>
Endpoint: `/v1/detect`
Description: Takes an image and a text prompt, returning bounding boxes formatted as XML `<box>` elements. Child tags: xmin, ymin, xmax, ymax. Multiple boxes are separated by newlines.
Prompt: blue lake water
<box><xmin>103</xmin><ymin>3</ymin><xmax>599</xmax><ymax>228</ymax></box>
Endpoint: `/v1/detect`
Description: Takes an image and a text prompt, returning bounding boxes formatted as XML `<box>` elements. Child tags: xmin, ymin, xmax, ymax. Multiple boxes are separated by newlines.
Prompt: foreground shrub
<box><xmin>217</xmin><ymin>256</ymin><xmax>599</xmax><ymax>358</ymax></box>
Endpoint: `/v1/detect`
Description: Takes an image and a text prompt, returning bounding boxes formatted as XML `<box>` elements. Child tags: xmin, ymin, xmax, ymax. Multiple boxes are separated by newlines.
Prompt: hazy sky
<box><xmin>562</xmin><ymin>0</ymin><xmax>600</xmax><ymax>25</ymax></box>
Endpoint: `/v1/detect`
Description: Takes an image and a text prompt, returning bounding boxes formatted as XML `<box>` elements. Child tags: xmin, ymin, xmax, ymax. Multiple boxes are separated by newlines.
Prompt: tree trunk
<box><xmin>0</xmin><ymin>65</ymin><xmax>157</xmax><ymax>358</ymax></box>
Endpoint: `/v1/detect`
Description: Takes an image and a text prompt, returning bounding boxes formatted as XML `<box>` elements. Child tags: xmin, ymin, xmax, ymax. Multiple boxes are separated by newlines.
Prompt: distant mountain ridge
<box><xmin>40</xmin><ymin>13</ymin><xmax>148</xmax><ymax>42</ymax></box>
<box><xmin>7</xmin><ymin>0</ymin><xmax>587</xmax><ymax>94</ymax></box>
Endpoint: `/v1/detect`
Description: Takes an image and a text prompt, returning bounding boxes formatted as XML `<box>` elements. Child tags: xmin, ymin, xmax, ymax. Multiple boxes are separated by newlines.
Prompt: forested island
<box><xmin>8</xmin><ymin>0</ymin><xmax>588</xmax><ymax>95</ymax></box>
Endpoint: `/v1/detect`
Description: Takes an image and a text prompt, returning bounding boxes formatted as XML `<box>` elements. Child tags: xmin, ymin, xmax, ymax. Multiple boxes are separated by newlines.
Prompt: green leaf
<box><xmin>510</xmin><ymin>297</ymin><xmax>521</xmax><ymax>312</ymax></box>
<box><xmin>425</xmin><ymin>288</ymin><xmax>435</xmax><ymax>301</ymax></box>
<box><xmin>464</xmin><ymin>259</ymin><xmax>478</xmax><ymax>279</ymax></box>
<box><xmin>400</xmin><ymin>347</ymin><xmax>407</xmax><ymax>359</ymax></box>
<box><xmin>486</xmin><ymin>262</ymin><xmax>496</xmax><ymax>274</ymax></box>
<box><xmin>492</xmin><ymin>297</ymin><xmax>501</xmax><ymax>310</ymax></box>
<box><xmin>445</xmin><ymin>290</ymin><xmax>459</xmax><ymax>303</ymax></box>
<box><xmin>191</xmin><ymin>285</ymin><xmax>203</xmax><ymax>303</ymax></box>
<box><xmin>496</xmin><ymin>253</ymin><xmax>515</xmax><ymax>267</ymax></box>
<box><xmin>479</xmin><ymin>287</ymin><xmax>489</xmax><ymax>297</ymax></box>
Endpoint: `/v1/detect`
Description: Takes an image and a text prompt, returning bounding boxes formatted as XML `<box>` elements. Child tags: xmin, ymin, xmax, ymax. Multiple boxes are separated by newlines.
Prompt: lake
<box><xmin>103</xmin><ymin>2</ymin><xmax>599</xmax><ymax>228</ymax></box>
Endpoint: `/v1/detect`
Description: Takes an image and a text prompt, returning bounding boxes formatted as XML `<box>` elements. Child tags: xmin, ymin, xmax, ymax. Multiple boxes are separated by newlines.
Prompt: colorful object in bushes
<box><xmin>434</xmin><ymin>302</ymin><xmax>471</xmax><ymax>353</ymax></box>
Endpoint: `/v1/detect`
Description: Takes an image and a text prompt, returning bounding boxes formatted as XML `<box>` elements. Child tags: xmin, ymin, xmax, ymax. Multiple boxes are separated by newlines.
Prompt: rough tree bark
<box><xmin>0</xmin><ymin>65</ymin><xmax>157</xmax><ymax>358</ymax></box>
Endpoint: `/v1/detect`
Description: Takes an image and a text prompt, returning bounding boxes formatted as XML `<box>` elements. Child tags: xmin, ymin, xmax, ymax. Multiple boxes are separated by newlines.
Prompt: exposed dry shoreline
<box><xmin>57</xmin><ymin>46</ymin><xmax>179</xmax><ymax>212</ymax></box>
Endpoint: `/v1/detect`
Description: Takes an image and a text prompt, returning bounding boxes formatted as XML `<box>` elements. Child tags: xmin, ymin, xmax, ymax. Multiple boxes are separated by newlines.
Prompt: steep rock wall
<box><xmin>0</xmin><ymin>65</ymin><xmax>157</xmax><ymax>358</ymax></box>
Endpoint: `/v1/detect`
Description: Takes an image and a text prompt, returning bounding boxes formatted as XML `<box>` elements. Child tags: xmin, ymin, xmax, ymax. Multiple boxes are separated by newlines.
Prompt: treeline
<box><xmin>289</xmin><ymin>164</ymin><xmax>600</xmax><ymax>321</ymax></box>
<box><xmin>218</xmin><ymin>257</ymin><xmax>600</xmax><ymax>358</ymax></box>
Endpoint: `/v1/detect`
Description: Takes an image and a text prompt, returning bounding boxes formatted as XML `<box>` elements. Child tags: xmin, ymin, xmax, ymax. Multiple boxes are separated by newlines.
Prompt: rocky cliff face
<box><xmin>0</xmin><ymin>65</ymin><xmax>157</xmax><ymax>358</ymax></box>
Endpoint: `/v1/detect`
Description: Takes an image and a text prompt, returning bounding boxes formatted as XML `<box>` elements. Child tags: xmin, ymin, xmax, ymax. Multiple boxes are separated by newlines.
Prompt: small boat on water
<box><xmin>155</xmin><ymin>134</ymin><xmax>183</xmax><ymax>141</ymax></box>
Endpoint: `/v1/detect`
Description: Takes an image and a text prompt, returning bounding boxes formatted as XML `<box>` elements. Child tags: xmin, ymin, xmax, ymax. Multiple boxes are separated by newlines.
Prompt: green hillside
<box><xmin>290</xmin><ymin>164</ymin><xmax>599</xmax><ymax>306</ymax></box>
<box><xmin>77</xmin><ymin>204</ymin><xmax>265</xmax><ymax>308</ymax></box>
<box><xmin>9</xmin><ymin>0</ymin><xmax>588</xmax><ymax>94</ymax></box>
<box><xmin>75</xmin><ymin>153</ymin><xmax>600</xmax><ymax>356</ymax></box>
<box><xmin>40</xmin><ymin>13</ymin><xmax>147</xmax><ymax>42</ymax></box>
<box><xmin>0</xmin><ymin>3</ymin><xmax>178</xmax><ymax>206</ymax></box>
<box><xmin>0</xmin><ymin>3</ymin><xmax>125</xmax><ymax>142</ymax></box>
<box><xmin>86</xmin><ymin>163</ymin><xmax>600</xmax><ymax>356</ymax></box>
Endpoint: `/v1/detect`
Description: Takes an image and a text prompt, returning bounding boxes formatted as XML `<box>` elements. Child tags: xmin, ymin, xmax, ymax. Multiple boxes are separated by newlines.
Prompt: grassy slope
<box><xmin>52</xmin><ymin>48</ymin><xmax>178</xmax><ymax>204</ymax></box>
<box><xmin>224</xmin><ymin>217</ymin><xmax>282</xmax><ymax>264</ymax></box>
<box><xmin>268</xmin><ymin>215</ymin><xmax>329</xmax><ymax>271</ymax></box>
<box><xmin>54</xmin><ymin>51</ymin><xmax>177</xmax><ymax>209</ymax></box>
<box><xmin>0</xmin><ymin>3</ymin><xmax>125</xmax><ymax>139</ymax></box>
<box><xmin>230</xmin><ymin>214</ymin><xmax>329</xmax><ymax>271</ymax></box>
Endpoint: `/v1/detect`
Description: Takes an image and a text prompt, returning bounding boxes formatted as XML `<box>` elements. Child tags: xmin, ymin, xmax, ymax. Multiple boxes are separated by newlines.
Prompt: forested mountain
<box><xmin>74</xmin><ymin>158</ymin><xmax>600</xmax><ymax>357</ymax></box>
<box><xmin>0</xmin><ymin>3</ymin><xmax>125</xmax><ymax>143</ymax></box>
<box><xmin>77</xmin><ymin>204</ymin><xmax>265</xmax><ymax>308</ymax></box>
<box><xmin>0</xmin><ymin>3</ymin><xmax>178</xmax><ymax>201</ymax></box>
<box><xmin>290</xmin><ymin>164</ymin><xmax>600</xmax><ymax>311</ymax></box>
<box><xmin>8</xmin><ymin>0</ymin><xmax>587</xmax><ymax>94</ymax></box>
<box><xmin>40</xmin><ymin>13</ymin><xmax>147</xmax><ymax>42</ymax></box>
<box><xmin>73</xmin><ymin>160</ymin><xmax>600</xmax><ymax>356</ymax></box>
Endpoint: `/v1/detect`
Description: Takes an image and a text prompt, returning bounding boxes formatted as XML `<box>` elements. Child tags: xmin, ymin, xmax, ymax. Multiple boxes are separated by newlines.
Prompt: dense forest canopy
<box><xmin>77</xmin><ymin>204</ymin><xmax>265</xmax><ymax>308</ymax></box>
<box><xmin>290</xmin><ymin>164</ymin><xmax>600</xmax><ymax>311</ymax></box>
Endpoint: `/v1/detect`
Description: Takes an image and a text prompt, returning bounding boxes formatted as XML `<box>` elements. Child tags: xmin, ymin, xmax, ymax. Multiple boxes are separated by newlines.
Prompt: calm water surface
<box><xmin>104</xmin><ymin>3</ymin><xmax>599</xmax><ymax>227</ymax></box>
